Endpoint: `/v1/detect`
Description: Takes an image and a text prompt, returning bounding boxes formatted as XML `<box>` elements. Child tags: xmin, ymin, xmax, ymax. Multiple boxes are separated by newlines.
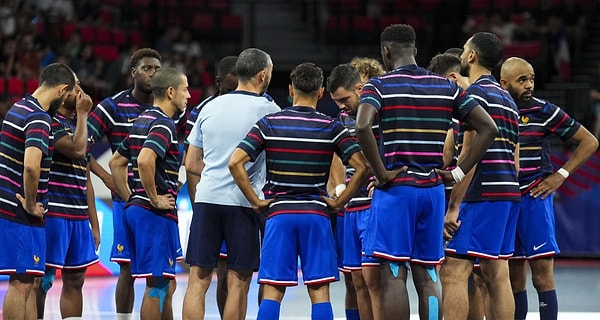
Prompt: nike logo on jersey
<box><xmin>127</xmin><ymin>118</ymin><xmax>137</xmax><ymax>123</ymax></box>
<box><xmin>533</xmin><ymin>242</ymin><xmax>547</xmax><ymax>251</ymax></box>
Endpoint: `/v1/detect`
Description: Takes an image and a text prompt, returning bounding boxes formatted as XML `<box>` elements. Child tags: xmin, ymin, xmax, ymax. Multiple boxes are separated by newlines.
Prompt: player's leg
<box><xmin>36</xmin><ymin>268</ymin><xmax>56</xmax><ymax>319</ymax></box>
<box><xmin>25</xmin><ymin>277</ymin><xmax>41</xmax><ymax>320</ymax></box>
<box><xmin>160</xmin><ymin>279</ymin><xmax>177</xmax><ymax>320</ymax></box>
<box><xmin>111</xmin><ymin>200</ymin><xmax>135</xmax><ymax>317</ymax></box>
<box><xmin>479</xmin><ymin>258</ymin><xmax>515</xmax><ymax>319</ymax></box>
<box><xmin>411</xmin><ymin>263</ymin><xmax>442</xmax><ymax>320</ymax></box>
<box><xmin>362</xmin><ymin>265</ymin><xmax>383</xmax><ymax>320</ymax></box>
<box><xmin>530</xmin><ymin>257</ymin><xmax>558</xmax><ymax>320</ymax></box>
<box><xmin>223</xmin><ymin>205</ymin><xmax>262</xmax><ymax>320</ymax></box>
<box><xmin>216</xmin><ymin>247</ymin><xmax>228</xmax><ymax>317</ymax></box>
<box><xmin>140</xmin><ymin>276</ymin><xmax>170</xmax><ymax>320</ymax></box>
<box><xmin>440</xmin><ymin>256</ymin><xmax>474</xmax><ymax>320</ymax></box>
<box><xmin>509</xmin><ymin>259</ymin><xmax>529</xmax><ymax>319</ymax></box>
<box><xmin>257</xmin><ymin>284</ymin><xmax>286</xmax><ymax>320</ymax></box>
<box><xmin>182</xmin><ymin>267</ymin><xmax>214</xmax><ymax>320</ymax></box>
<box><xmin>351</xmin><ymin>269</ymin><xmax>373</xmax><ymax>320</ymax></box>
<box><xmin>307</xmin><ymin>283</ymin><xmax>334</xmax><ymax>320</ymax></box>
<box><xmin>381</xmin><ymin>261</ymin><xmax>409</xmax><ymax>320</ymax></box>
<box><xmin>60</xmin><ymin>269</ymin><xmax>86</xmax><ymax>318</ymax></box>
<box><xmin>337</xmin><ymin>212</ymin><xmax>359</xmax><ymax>319</ymax></box>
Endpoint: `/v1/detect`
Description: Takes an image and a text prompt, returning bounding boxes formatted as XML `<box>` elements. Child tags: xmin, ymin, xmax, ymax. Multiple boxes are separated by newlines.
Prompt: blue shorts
<box><xmin>513</xmin><ymin>194</ymin><xmax>559</xmax><ymax>259</ymax></box>
<box><xmin>45</xmin><ymin>217</ymin><xmax>99</xmax><ymax>269</ymax></box>
<box><xmin>335</xmin><ymin>214</ymin><xmax>348</xmax><ymax>272</ymax></box>
<box><xmin>110</xmin><ymin>200</ymin><xmax>131</xmax><ymax>263</ymax></box>
<box><xmin>364</xmin><ymin>184</ymin><xmax>445</xmax><ymax>265</ymax></box>
<box><xmin>344</xmin><ymin>207</ymin><xmax>379</xmax><ymax>270</ymax></box>
<box><xmin>258</xmin><ymin>214</ymin><xmax>339</xmax><ymax>286</ymax></box>
<box><xmin>186</xmin><ymin>202</ymin><xmax>261</xmax><ymax>270</ymax></box>
<box><xmin>124</xmin><ymin>205</ymin><xmax>181</xmax><ymax>278</ymax></box>
<box><xmin>446</xmin><ymin>201</ymin><xmax>520</xmax><ymax>259</ymax></box>
<box><xmin>0</xmin><ymin>218</ymin><xmax>46</xmax><ymax>276</ymax></box>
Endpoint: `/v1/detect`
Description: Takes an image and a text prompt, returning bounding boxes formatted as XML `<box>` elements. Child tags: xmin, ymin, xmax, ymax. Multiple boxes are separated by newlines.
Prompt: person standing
<box><xmin>441</xmin><ymin>32</ymin><xmax>521</xmax><ymax>320</ymax></box>
<box><xmin>109</xmin><ymin>67</ymin><xmax>190</xmax><ymax>320</ymax></box>
<box><xmin>327</xmin><ymin>62</ymin><xmax>383</xmax><ymax>320</ymax></box>
<box><xmin>182</xmin><ymin>48</ymin><xmax>280</xmax><ymax>320</ymax></box>
<box><xmin>35</xmin><ymin>74</ymin><xmax>97</xmax><ymax>320</ymax></box>
<box><xmin>229</xmin><ymin>62</ymin><xmax>370</xmax><ymax>320</ymax></box>
<box><xmin>0</xmin><ymin>63</ymin><xmax>77</xmax><ymax>320</ymax></box>
<box><xmin>355</xmin><ymin>24</ymin><xmax>498</xmax><ymax>320</ymax></box>
<box><xmin>87</xmin><ymin>48</ymin><xmax>163</xmax><ymax>320</ymax></box>
<box><xmin>500</xmin><ymin>57</ymin><xmax>598</xmax><ymax>320</ymax></box>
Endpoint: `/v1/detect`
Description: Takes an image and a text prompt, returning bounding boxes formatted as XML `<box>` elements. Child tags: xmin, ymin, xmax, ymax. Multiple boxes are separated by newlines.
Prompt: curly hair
<box><xmin>349</xmin><ymin>57</ymin><xmax>385</xmax><ymax>83</ymax></box>
<box><xmin>380</xmin><ymin>24</ymin><xmax>416</xmax><ymax>45</ymax></box>
<box><xmin>129</xmin><ymin>48</ymin><xmax>162</xmax><ymax>70</ymax></box>
<box><xmin>291</xmin><ymin>62</ymin><xmax>323</xmax><ymax>95</ymax></box>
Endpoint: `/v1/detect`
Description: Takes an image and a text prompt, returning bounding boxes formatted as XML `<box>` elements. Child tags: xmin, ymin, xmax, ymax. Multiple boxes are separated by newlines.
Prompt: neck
<box><xmin>292</xmin><ymin>96</ymin><xmax>318</xmax><ymax>109</ymax></box>
<box><xmin>132</xmin><ymin>87</ymin><xmax>153</xmax><ymax>105</ymax></box>
<box><xmin>391</xmin><ymin>56</ymin><xmax>417</xmax><ymax>70</ymax></box>
<box><xmin>31</xmin><ymin>88</ymin><xmax>52</xmax><ymax>111</ymax></box>
<box><xmin>236</xmin><ymin>80</ymin><xmax>263</xmax><ymax>95</ymax></box>
<box><xmin>468</xmin><ymin>64</ymin><xmax>492</xmax><ymax>85</ymax></box>
<box><xmin>154</xmin><ymin>100</ymin><xmax>177</xmax><ymax>118</ymax></box>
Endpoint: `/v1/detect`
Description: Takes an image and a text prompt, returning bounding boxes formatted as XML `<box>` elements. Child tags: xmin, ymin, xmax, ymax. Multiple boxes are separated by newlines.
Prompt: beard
<box><xmin>47</xmin><ymin>97</ymin><xmax>64</xmax><ymax>116</ymax></box>
<box><xmin>259</xmin><ymin>79</ymin><xmax>271</xmax><ymax>96</ymax></box>
<box><xmin>459</xmin><ymin>62</ymin><xmax>470</xmax><ymax>77</ymax></box>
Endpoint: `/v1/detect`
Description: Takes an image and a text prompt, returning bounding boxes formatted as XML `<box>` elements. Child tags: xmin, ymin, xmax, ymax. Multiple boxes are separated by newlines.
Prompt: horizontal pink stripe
<box><xmin>385</xmin><ymin>151</ymin><xmax>443</xmax><ymax>157</ymax></box>
<box><xmin>381</xmin><ymin>73</ymin><xmax>446</xmax><ymax>80</ymax></box>
<box><xmin>48</xmin><ymin>181</ymin><xmax>86</xmax><ymax>190</ymax></box>
<box><xmin>481</xmin><ymin>160</ymin><xmax>515</xmax><ymax>164</ymax></box>
<box><xmin>0</xmin><ymin>175</ymin><xmax>21</xmax><ymax>188</ymax></box>
<box><xmin>519</xmin><ymin>167</ymin><xmax>540</xmax><ymax>172</ymax></box>
<box><xmin>116</xmin><ymin>103</ymin><xmax>140</xmax><ymax>107</ymax></box>
<box><xmin>266</xmin><ymin>115</ymin><xmax>332</xmax><ymax>123</ymax></box>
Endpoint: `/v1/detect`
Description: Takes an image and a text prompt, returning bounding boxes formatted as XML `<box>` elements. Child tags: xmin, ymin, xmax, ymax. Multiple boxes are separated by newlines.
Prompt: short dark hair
<box><xmin>290</xmin><ymin>62</ymin><xmax>323</xmax><ymax>96</ymax></box>
<box><xmin>470</xmin><ymin>32</ymin><xmax>503</xmax><ymax>70</ymax></box>
<box><xmin>444</xmin><ymin>47</ymin><xmax>463</xmax><ymax>57</ymax></box>
<box><xmin>217</xmin><ymin>56</ymin><xmax>238</xmax><ymax>77</ymax></box>
<box><xmin>381</xmin><ymin>24</ymin><xmax>416</xmax><ymax>46</ymax></box>
<box><xmin>236</xmin><ymin>48</ymin><xmax>271</xmax><ymax>82</ymax></box>
<box><xmin>40</xmin><ymin>63</ymin><xmax>76</xmax><ymax>91</ymax></box>
<box><xmin>129</xmin><ymin>48</ymin><xmax>162</xmax><ymax>70</ymax></box>
<box><xmin>428</xmin><ymin>53</ymin><xmax>461</xmax><ymax>76</ymax></box>
<box><xmin>150</xmin><ymin>67</ymin><xmax>184</xmax><ymax>98</ymax></box>
<box><xmin>327</xmin><ymin>64</ymin><xmax>361</xmax><ymax>93</ymax></box>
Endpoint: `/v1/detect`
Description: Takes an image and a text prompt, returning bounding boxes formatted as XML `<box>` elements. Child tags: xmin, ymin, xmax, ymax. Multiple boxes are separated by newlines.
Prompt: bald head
<box><xmin>500</xmin><ymin>57</ymin><xmax>535</xmax><ymax>105</ymax></box>
<box><xmin>500</xmin><ymin>57</ymin><xmax>532</xmax><ymax>81</ymax></box>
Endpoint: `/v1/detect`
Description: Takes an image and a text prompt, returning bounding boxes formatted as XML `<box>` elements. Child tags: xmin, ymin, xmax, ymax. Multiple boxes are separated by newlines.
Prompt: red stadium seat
<box><xmin>327</xmin><ymin>15</ymin><xmax>350</xmax><ymax>32</ymax></box>
<box><xmin>112</xmin><ymin>29</ymin><xmax>127</xmax><ymax>46</ymax></box>
<box><xmin>207</xmin><ymin>0</ymin><xmax>230</xmax><ymax>12</ymax></box>
<box><xmin>129</xmin><ymin>30</ymin><xmax>143</xmax><ymax>46</ymax></box>
<box><xmin>96</xmin><ymin>27</ymin><xmax>112</xmax><ymax>44</ymax></box>
<box><xmin>79</xmin><ymin>25</ymin><xmax>95</xmax><ymax>43</ymax></box>
<box><xmin>352</xmin><ymin>15</ymin><xmax>376</xmax><ymax>33</ymax></box>
<box><xmin>517</xmin><ymin>0</ymin><xmax>538</xmax><ymax>10</ymax></box>
<box><xmin>378</xmin><ymin>15</ymin><xmax>402</xmax><ymax>30</ymax></box>
<box><xmin>419</xmin><ymin>0</ymin><xmax>440</xmax><ymax>11</ymax></box>
<box><xmin>25</xmin><ymin>78</ymin><xmax>39</xmax><ymax>94</ymax></box>
<box><xmin>405</xmin><ymin>15</ymin><xmax>426</xmax><ymax>31</ymax></box>
<box><xmin>93</xmin><ymin>45</ymin><xmax>120</xmax><ymax>62</ymax></box>
<box><xmin>7</xmin><ymin>78</ymin><xmax>24</xmax><ymax>97</ymax></box>
<box><xmin>468</xmin><ymin>0</ymin><xmax>491</xmax><ymax>13</ymax></box>
<box><xmin>502</xmin><ymin>41</ymin><xmax>541</xmax><ymax>59</ymax></box>
<box><xmin>221</xmin><ymin>14</ymin><xmax>242</xmax><ymax>32</ymax></box>
<box><xmin>494</xmin><ymin>0</ymin><xmax>514</xmax><ymax>10</ymax></box>
<box><xmin>0</xmin><ymin>78</ymin><xmax>6</xmax><ymax>95</ymax></box>
<box><xmin>191</xmin><ymin>13</ymin><xmax>216</xmax><ymax>31</ymax></box>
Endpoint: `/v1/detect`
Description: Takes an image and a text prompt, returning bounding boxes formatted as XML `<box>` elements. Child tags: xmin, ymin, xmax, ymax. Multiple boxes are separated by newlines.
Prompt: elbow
<box><xmin>227</xmin><ymin>158</ymin><xmax>238</xmax><ymax>176</ymax></box>
<box><xmin>590</xmin><ymin>136</ymin><xmax>599</xmax><ymax>151</ymax></box>
<box><xmin>483</xmin><ymin>123</ymin><xmax>499</xmax><ymax>144</ymax></box>
<box><xmin>72</xmin><ymin>150</ymin><xmax>86</xmax><ymax>160</ymax></box>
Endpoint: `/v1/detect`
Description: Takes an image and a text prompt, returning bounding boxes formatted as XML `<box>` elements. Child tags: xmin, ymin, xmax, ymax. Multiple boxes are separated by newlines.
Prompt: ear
<box><xmin>468</xmin><ymin>49</ymin><xmax>477</xmax><ymax>64</ymax></box>
<box><xmin>258</xmin><ymin>69</ymin><xmax>267</xmax><ymax>83</ymax></box>
<box><xmin>215</xmin><ymin>75</ymin><xmax>221</xmax><ymax>86</ymax></box>
<box><xmin>57</xmin><ymin>84</ymin><xmax>70</xmax><ymax>98</ymax></box>
<box><xmin>382</xmin><ymin>45</ymin><xmax>390</xmax><ymax>61</ymax></box>
<box><xmin>413</xmin><ymin>47</ymin><xmax>418</xmax><ymax>57</ymax></box>
<box><xmin>130</xmin><ymin>67</ymin><xmax>136</xmax><ymax>78</ymax></box>
<box><xmin>167</xmin><ymin>86</ymin><xmax>175</xmax><ymax>100</ymax></box>
<box><xmin>317</xmin><ymin>87</ymin><xmax>324</xmax><ymax>100</ymax></box>
<box><xmin>499</xmin><ymin>78</ymin><xmax>508</xmax><ymax>89</ymax></box>
<box><xmin>288</xmin><ymin>84</ymin><xmax>294</xmax><ymax>98</ymax></box>
<box><xmin>447</xmin><ymin>72</ymin><xmax>459</xmax><ymax>82</ymax></box>
<box><xmin>355</xmin><ymin>83</ymin><xmax>363</xmax><ymax>94</ymax></box>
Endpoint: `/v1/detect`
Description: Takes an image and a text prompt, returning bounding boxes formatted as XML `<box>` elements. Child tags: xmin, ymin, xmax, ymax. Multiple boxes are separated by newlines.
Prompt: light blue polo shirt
<box><xmin>187</xmin><ymin>90</ymin><xmax>280</xmax><ymax>207</ymax></box>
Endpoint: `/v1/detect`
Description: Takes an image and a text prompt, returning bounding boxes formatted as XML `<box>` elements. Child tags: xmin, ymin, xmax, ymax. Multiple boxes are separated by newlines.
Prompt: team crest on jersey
<box><xmin>117</xmin><ymin>244</ymin><xmax>125</xmax><ymax>253</ymax></box>
<box><xmin>33</xmin><ymin>254</ymin><xmax>40</xmax><ymax>265</ymax></box>
<box><xmin>520</xmin><ymin>116</ymin><xmax>530</xmax><ymax>124</ymax></box>
<box><xmin>168</xmin><ymin>258</ymin><xmax>174</xmax><ymax>267</ymax></box>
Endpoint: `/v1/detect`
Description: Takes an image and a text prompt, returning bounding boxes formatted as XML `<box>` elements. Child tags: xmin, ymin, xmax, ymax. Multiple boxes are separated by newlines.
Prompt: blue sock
<box><xmin>345</xmin><ymin>308</ymin><xmax>360</xmax><ymax>320</ymax></box>
<box><xmin>257</xmin><ymin>299</ymin><xmax>281</xmax><ymax>320</ymax></box>
<box><xmin>538</xmin><ymin>290</ymin><xmax>558</xmax><ymax>320</ymax></box>
<box><xmin>514</xmin><ymin>290</ymin><xmax>528</xmax><ymax>320</ymax></box>
<box><xmin>311</xmin><ymin>302</ymin><xmax>333</xmax><ymax>320</ymax></box>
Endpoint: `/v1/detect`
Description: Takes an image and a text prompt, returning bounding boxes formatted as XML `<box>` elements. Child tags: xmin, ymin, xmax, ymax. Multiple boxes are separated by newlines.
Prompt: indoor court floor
<box><xmin>1</xmin><ymin>258</ymin><xmax>599</xmax><ymax>319</ymax></box>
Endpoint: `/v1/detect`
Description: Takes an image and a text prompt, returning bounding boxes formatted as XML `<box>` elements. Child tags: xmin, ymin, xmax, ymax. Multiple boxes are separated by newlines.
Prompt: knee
<box><xmin>531</xmin><ymin>271</ymin><xmax>555</xmax><ymax>292</ymax></box>
<box><xmin>63</xmin><ymin>271</ymin><xmax>86</xmax><ymax>291</ymax></box>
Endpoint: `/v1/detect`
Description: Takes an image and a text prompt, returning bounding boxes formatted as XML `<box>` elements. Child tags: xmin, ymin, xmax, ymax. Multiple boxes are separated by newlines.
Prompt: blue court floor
<box><xmin>1</xmin><ymin>258</ymin><xmax>599</xmax><ymax>319</ymax></box>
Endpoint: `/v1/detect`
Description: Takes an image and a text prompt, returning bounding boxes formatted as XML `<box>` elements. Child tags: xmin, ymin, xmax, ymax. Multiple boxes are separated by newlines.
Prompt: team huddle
<box><xmin>0</xmin><ymin>23</ymin><xmax>597</xmax><ymax>320</ymax></box>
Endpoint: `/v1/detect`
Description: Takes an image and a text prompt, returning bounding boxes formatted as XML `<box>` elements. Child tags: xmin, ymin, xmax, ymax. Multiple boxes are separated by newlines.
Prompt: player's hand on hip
<box><xmin>322</xmin><ymin>196</ymin><xmax>344</xmax><ymax>213</ymax></box>
<box><xmin>151</xmin><ymin>194</ymin><xmax>176</xmax><ymax>210</ymax></box>
<box><xmin>252</xmin><ymin>199</ymin><xmax>274</xmax><ymax>216</ymax></box>
<box><xmin>15</xmin><ymin>193</ymin><xmax>45</xmax><ymax>219</ymax></box>
<box><xmin>530</xmin><ymin>173</ymin><xmax>564</xmax><ymax>199</ymax></box>
<box><xmin>374</xmin><ymin>166</ymin><xmax>408</xmax><ymax>188</ymax></box>
<box><xmin>435</xmin><ymin>168</ymin><xmax>456</xmax><ymax>187</ymax></box>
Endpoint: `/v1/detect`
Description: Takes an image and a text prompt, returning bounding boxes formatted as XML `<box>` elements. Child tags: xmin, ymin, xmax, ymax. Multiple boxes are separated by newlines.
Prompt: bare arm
<box><xmin>322</xmin><ymin>151</ymin><xmax>370</xmax><ymax>212</ymax></box>
<box><xmin>183</xmin><ymin>148</ymin><xmax>204</xmax><ymax>203</ymax></box>
<box><xmin>327</xmin><ymin>154</ymin><xmax>346</xmax><ymax>198</ymax></box>
<box><xmin>228</xmin><ymin>148</ymin><xmax>272</xmax><ymax>214</ymax></box>
<box><xmin>531</xmin><ymin>126</ymin><xmax>599</xmax><ymax>199</ymax></box>
<box><xmin>17</xmin><ymin>147</ymin><xmax>45</xmax><ymax>218</ymax></box>
<box><xmin>137</xmin><ymin>148</ymin><xmax>175</xmax><ymax>210</ymax></box>
<box><xmin>86</xmin><ymin>164</ymin><xmax>100</xmax><ymax>250</ymax></box>
<box><xmin>53</xmin><ymin>92</ymin><xmax>93</xmax><ymax>160</ymax></box>
<box><xmin>442</xmin><ymin>127</ymin><xmax>456</xmax><ymax>168</ymax></box>
<box><xmin>108</xmin><ymin>151</ymin><xmax>131</xmax><ymax>201</ymax></box>
<box><xmin>89</xmin><ymin>155</ymin><xmax>117</xmax><ymax>194</ymax></box>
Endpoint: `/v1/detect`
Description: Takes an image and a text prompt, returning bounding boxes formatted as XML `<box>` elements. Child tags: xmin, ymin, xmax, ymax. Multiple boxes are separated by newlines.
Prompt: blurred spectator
<box><xmin>513</xmin><ymin>13</ymin><xmax>541</xmax><ymax>42</ymax></box>
<box><xmin>0</xmin><ymin>37</ymin><xmax>19</xmax><ymax>77</ymax></box>
<box><xmin>0</xmin><ymin>0</ymin><xmax>18</xmax><ymax>37</ymax></box>
<box><xmin>187</xmin><ymin>57</ymin><xmax>214</xmax><ymax>89</ymax></box>
<box><xmin>546</xmin><ymin>15</ymin><xmax>572</xmax><ymax>82</ymax></box>
<box><xmin>488</xmin><ymin>13</ymin><xmax>516</xmax><ymax>45</ymax></box>
<box><xmin>62</xmin><ymin>31</ymin><xmax>82</xmax><ymax>61</ymax></box>
<box><xmin>17</xmin><ymin>34</ymin><xmax>42</xmax><ymax>79</ymax></box>
<box><xmin>173</xmin><ymin>29</ymin><xmax>202</xmax><ymax>59</ymax></box>
<box><xmin>71</xmin><ymin>43</ymin><xmax>108</xmax><ymax>98</ymax></box>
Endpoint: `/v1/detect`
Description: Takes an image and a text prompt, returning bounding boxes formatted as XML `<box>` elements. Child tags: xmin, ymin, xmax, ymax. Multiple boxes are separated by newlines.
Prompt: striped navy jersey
<box><xmin>0</xmin><ymin>95</ymin><xmax>53</xmax><ymax>226</ymax></box>
<box><xmin>337</xmin><ymin>111</ymin><xmax>378</xmax><ymax>211</ymax></box>
<box><xmin>518</xmin><ymin>97</ymin><xmax>580</xmax><ymax>194</ymax></box>
<box><xmin>462</xmin><ymin>75</ymin><xmax>520</xmax><ymax>202</ymax></box>
<box><xmin>359</xmin><ymin>64</ymin><xmax>479</xmax><ymax>188</ymax></box>
<box><xmin>237</xmin><ymin>106</ymin><xmax>361</xmax><ymax>218</ymax></box>
<box><xmin>184</xmin><ymin>93</ymin><xmax>218</xmax><ymax>152</ymax></box>
<box><xmin>88</xmin><ymin>89</ymin><xmax>186</xmax><ymax>201</ymax></box>
<box><xmin>47</xmin><ymin>113</ymin><xmax>89</xmax><ymax>220</ymax></box>
<box><xmin>116</xmin><ymin>107</ymin><xmax>181</xmax><ymax>221</ymax></box>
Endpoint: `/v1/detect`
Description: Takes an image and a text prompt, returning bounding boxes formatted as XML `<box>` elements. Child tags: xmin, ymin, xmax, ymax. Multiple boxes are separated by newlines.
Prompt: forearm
<box><xmin>335</xmin><ymin>153</ymin><xmax>369</xmax><ymax>206</ymax></box>
<box><xmin>73</xmin><ymin>112</ymin><xmax>89</xmax><ymax>157</ymax></box>
<box><xmin>229</xmin><ymin>161</ymin><xmax>261</xmax><ymax>206</ymax></box>
<box><xmin>561</xmin><ymin>132</ymin><xmax>599</xmax><ymax>174</ymax></box>
<box><xmin>138</xmin><ymin>160</ymin><xmax>159</xmax><ymax>204</ymax></box>
<box><xmin>186</xmin><ymin>172</ymin><xmax>200</xmax><ymax>203</ymax></box>
<box><xmin>23</xmin><ymin>165</ymin><xmax>41</xmax><ymax>210</ymax></box>
<box><xmin>447</xmin><ymin>165</ymin><xmax>476</xmax><ymax>210</ymax></box>
<box><xmin>356</xmin><ymin>128</ymin><xmax>386</xmax><ymax>180</ymax></box>
<box><xmin>86</xmin><ymin>171</ymin><xmax>100</xmax><ymax>233</ymax></box>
